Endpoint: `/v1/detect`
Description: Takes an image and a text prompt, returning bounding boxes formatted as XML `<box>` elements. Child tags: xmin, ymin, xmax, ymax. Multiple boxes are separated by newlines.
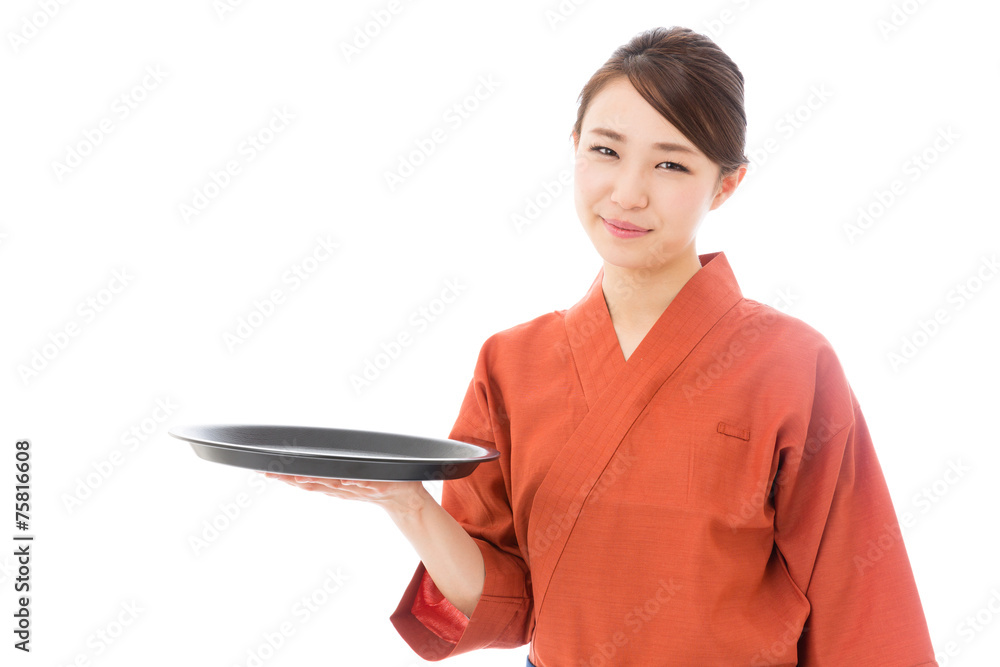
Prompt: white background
<box><xmin>2</xmin><ymin>0</ymin><xmax>998</xmax><ymax>665</ymax></box>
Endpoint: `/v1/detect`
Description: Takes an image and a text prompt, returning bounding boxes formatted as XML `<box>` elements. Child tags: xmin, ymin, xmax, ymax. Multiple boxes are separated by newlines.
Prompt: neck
<box><xmin>600</xmin><ymin>249</ymin><xmax>703</xmax><ymax>328</ymax></box>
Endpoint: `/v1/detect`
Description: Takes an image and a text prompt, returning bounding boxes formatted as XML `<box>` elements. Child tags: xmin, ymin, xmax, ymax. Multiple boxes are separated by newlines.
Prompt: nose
<box><xmin>610</xmin><ymin>169</ymin><xmax>648</xmax><ymax>210</ymax></box>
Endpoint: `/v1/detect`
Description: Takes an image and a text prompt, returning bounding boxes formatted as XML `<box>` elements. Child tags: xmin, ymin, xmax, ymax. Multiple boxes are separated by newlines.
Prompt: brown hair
<box><xmin>571</xmin><ymin>26</ymin><xmax>749</xmax><ymax>184</ymax></box>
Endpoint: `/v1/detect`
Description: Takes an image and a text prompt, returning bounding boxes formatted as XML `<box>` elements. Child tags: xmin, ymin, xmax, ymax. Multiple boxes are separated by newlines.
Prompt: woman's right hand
<box><xmin>262</xmin><ymin>473</ymin><xmax>430</xmax><ymax>517</ymax></box>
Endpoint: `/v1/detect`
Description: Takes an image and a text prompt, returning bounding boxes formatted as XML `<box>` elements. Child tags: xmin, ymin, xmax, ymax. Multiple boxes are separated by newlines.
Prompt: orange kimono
<box><xmin>390</xmin><ymin>251</ymin><xmax>938</xmax><ymax>666</ymax></box>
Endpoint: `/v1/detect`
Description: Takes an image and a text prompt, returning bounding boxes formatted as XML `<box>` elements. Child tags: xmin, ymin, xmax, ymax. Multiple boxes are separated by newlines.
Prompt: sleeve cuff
<box><xmin>410</xmin><ymin>569</ymin><xmax>470</xmax><ymax>645</ymax></box>
<box><xmin>390</xmin><ymin>541</ymin><xmax>533</xmax><ymax>660</ymax></box>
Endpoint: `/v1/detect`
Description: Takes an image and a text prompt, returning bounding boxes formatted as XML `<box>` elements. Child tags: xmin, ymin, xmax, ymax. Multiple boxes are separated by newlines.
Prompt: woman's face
<box><xmin>572</xmin><ymin>77</ymin><xmax>744</xmax><ymax>275</ymax></box>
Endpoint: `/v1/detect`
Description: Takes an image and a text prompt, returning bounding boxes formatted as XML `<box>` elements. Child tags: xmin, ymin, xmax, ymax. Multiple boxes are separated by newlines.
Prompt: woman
<box><xmin>268</xmin><ymin>26</ymin><xmax>938</xmax><ymax>666</ymax></box>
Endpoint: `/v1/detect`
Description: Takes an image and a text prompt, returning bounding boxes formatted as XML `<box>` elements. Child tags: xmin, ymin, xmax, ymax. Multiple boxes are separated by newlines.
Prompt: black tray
<box><xmin>169</xmin><ymin>424</ymin><xmax>499</xmax><ymax>481</ymax></box>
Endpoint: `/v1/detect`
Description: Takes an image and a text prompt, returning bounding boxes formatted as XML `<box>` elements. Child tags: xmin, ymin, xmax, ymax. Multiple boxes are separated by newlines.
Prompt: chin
<box><xmin>598</xmin><ymin>235</ymin><xmax>692</xmax><ymax>273</ymax></box>
<box><xmin>594</xmin><ymin>243</ymin><xmax>653</xmax><ymax>272</ymax></box>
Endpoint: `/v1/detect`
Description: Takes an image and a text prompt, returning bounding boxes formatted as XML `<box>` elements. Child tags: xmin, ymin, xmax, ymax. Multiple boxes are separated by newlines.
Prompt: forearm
<box><xmin>384</xmin><ymin>485</ymin><xmax>485</xmax><ymax>617</ymax></box>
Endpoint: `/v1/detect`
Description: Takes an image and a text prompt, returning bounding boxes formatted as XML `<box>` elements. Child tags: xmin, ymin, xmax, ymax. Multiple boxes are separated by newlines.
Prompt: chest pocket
<box><xmin>717</xmin><ymin>420</ymin><xmax>751</xmax><ymax>441</ymax></box>
<box><xmin>615</xmin><ymin>404</ymin><xmax>770</xmax><ymax>521</ymax></box>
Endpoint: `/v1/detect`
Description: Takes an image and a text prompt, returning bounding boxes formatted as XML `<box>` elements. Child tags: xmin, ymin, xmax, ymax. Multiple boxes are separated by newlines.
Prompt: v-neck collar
<box><xmin>562</xmin><ymin>251</ymin><xmax>743</xmax><ymax>410</ymax></box>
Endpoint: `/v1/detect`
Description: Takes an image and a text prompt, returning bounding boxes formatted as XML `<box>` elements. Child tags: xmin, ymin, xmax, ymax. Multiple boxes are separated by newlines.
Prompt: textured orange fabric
<box><xmin>410</xmin><ymin>569</ymin><xmax>469</xmax><ymax>645</ymax></box>
<box><xmin>390</xmin><ymin>251</ymin><xmax>938</xmax><ymax>666</ymax></box>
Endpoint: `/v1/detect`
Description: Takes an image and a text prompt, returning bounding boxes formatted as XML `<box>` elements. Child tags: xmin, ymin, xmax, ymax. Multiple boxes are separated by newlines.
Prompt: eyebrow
<box><xmin>588</xmin><ymin>126</ymin><xmax>698</xmax><ymax>155</ymax></box>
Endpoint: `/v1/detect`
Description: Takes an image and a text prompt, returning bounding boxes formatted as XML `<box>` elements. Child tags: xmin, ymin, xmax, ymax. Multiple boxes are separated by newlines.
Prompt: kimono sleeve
<box><xmin>772</xmin><ymin>343</ymin><xmax>937</xmax><ymax>666</ymax></box>
<box><xmin>390</xmin><ymin>338</ymin><xmax>533</xmax><ymax>660</ymax></box>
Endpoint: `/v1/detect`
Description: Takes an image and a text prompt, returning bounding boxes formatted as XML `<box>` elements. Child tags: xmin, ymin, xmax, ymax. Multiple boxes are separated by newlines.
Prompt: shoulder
<box><xmin>729</xmin><ymin>298</ymin><xmax>841</xmax><ymax>359</ymax></box>
<box><xmin>476</xmin><ymin>308</ymin><xmax>568</xmax><ymax>365</ymax></box>
<box><xmin>728</xmin><ymin>298</ymin><xmax>857</xmax><ymax>413</ymax></box>
<box><xmin>456</xmin><ymin>310</ymin><xmax>566</xmax><ymax>429</ymax></box>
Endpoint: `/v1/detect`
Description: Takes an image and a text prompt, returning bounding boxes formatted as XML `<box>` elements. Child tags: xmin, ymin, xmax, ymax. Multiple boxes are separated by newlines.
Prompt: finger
<box><xmin>294</xmin><ymin>476</ymin><xmax>368</xmax><ymax>489</ymax></box>
<box><xmin>292</xmin><ymin>475</ymin><xmax>343</xmax><ymax>488</ymax></box>
<box><xmin>289</xmin><ymin>478</ymin><xmax>367</xmax><ymax>496</ymax></box>
<box><xmin>271</xmin><ymin>474</ymin><xmax>305</xmax><ymax>486</ymax></box>
<box><xmin>296</xmin><ymin>482</ymin><xmax>348</xmax><ymax>494</ymax></box>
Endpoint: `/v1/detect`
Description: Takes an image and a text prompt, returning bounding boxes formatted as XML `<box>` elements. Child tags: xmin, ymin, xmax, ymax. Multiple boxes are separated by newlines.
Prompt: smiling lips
<box><xmin>604</xmin><ymin>217</ymin><xmax>647</xmax><ymax>231</ymax></box>
<box><xmin>602</xmin><ymin>217</ymin><xmax>650</xmax><ymax>239</ymax></box>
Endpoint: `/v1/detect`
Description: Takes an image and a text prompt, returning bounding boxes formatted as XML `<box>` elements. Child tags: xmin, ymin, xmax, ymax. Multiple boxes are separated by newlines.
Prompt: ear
<box><xmin>709</xmin><ymin>164</ymin><xmax>748</xmax><ymax>211</ymax></box>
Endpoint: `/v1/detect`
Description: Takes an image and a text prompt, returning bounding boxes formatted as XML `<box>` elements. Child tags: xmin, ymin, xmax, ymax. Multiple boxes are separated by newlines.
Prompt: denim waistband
<box><xmin>526</xmin><ymin>658</ymin><xmax>536</xmax><ymax>667</ymax></box>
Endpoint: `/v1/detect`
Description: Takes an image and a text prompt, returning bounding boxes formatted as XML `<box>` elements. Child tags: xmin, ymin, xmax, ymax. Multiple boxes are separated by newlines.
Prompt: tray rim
<box><xmin>168</xmin><ymin>423</ymin><xmax>500</xmax><ymax>464</ymax></box>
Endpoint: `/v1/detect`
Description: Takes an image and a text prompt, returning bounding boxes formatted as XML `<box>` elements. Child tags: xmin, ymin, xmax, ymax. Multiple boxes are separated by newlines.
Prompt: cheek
<box><xmin>574</xmin><ymin>158</ymin><xmax>605</xmax><ymax>201</ymax></box>
<box><xmin>659</xmin><ymin>182</ymin><xmax>711</xmax><ymax>212</ymax></box>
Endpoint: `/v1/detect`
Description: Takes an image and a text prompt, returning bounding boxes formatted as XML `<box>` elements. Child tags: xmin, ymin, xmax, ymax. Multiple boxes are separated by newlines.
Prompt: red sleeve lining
<box><xmin>410</xmin><ymin>568</ymin><xmax>470</xmax><ymax>645</ymax></box>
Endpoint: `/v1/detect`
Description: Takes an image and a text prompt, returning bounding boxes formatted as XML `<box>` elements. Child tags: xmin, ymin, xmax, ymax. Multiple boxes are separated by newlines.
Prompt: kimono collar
<box><xmin>563</xmin><ymin>251</ymin><xmax>744</xmax><ymax>407</ymax></box>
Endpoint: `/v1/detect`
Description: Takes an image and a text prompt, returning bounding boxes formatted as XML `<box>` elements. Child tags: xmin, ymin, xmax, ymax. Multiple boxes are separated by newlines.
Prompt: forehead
<box><xmin>581</xmin><ymin>77</ymin><xmax>695</xmax><ymax>149</ymax></box>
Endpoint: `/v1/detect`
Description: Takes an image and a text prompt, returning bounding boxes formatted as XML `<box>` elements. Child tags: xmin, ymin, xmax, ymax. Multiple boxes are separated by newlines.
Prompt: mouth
<box><xmin>601</xmin><ymin>217</ymin><xmax>651</xmax><ymax>239</ymax></box>
<box><xmin>602</xmin><ymin>217</ymin><xmax>650</xmax><ymax>232</ymax></box>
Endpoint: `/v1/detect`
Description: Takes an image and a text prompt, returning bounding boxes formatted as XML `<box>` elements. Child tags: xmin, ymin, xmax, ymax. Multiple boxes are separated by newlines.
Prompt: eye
<box><xmin>588</xmin><ymin>144</ymin><xmax>617</xmax><ymax>157</ymax></box>
<box><xmin>657</xmin><ymin>160</ymin><xmax>690</xmax><ymax>173</ymax></box>
<box><xmin>587</xmin><ymin>143</ymin><xmax>690</xmax><ymax>173</ymax></box>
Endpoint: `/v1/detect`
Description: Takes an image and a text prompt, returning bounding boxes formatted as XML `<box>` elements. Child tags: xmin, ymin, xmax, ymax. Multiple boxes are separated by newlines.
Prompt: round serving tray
<box><xmin>169</xmin><ymin>423</ymin><xmax>499</xmax><ymax>481</ymax></box>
